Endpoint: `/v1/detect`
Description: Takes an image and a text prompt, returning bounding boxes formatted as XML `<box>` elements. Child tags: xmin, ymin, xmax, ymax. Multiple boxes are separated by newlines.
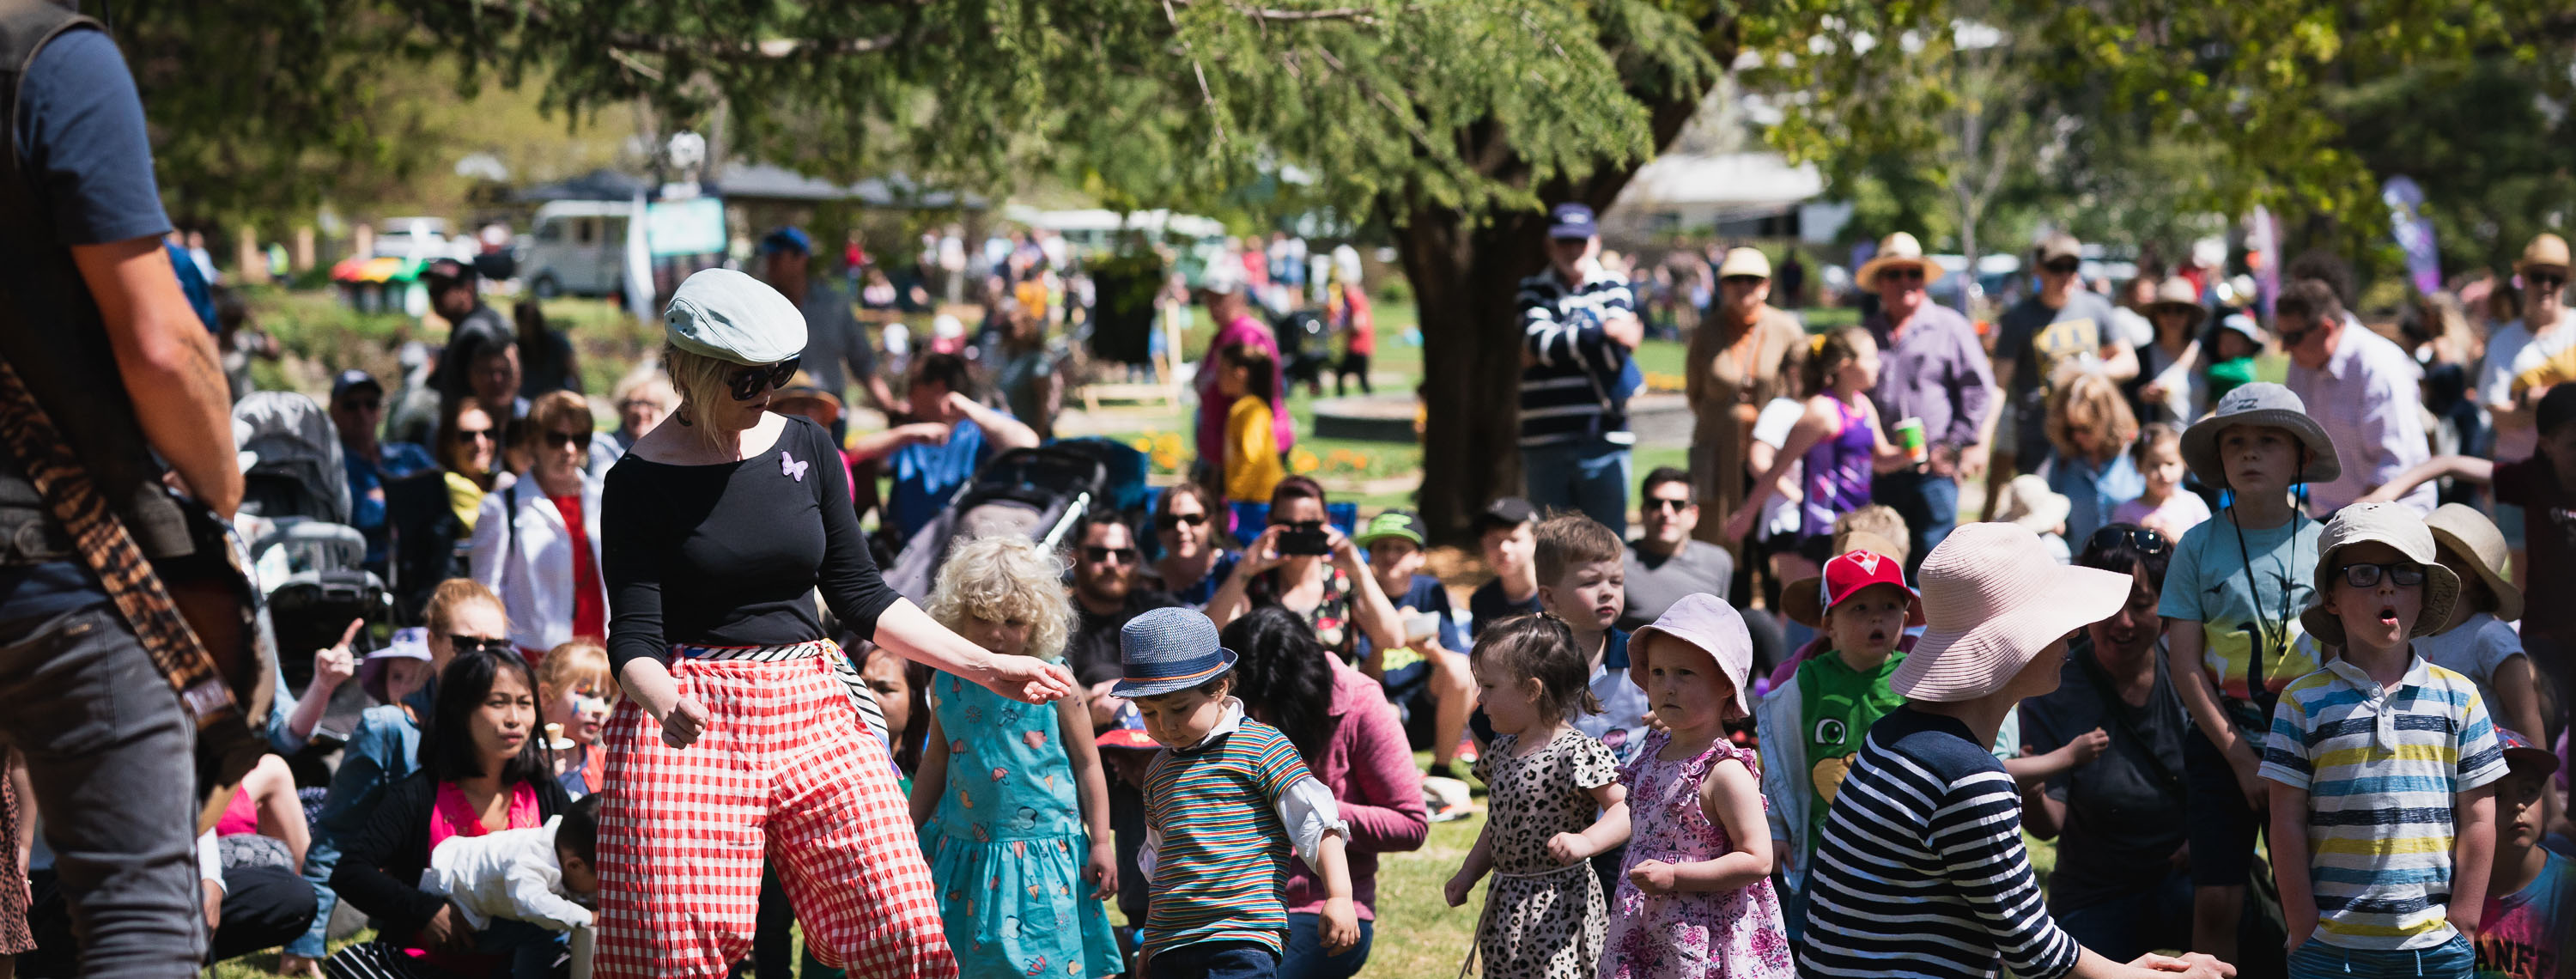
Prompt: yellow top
<box><xmin>1224</xmin><ymin>395</ymin><xmax>1286</xmax><ymax>504</ymax></box>
<box><xmin>444</xmin><ymin>471</ymin><xmax>486</xmax><ymax>532</ymax></box>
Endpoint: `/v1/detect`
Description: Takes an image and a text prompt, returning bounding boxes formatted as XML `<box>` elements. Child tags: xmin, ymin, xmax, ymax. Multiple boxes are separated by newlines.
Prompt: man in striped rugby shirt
<box><xmin>1516</xmin><ymin>202</ymin><xmax>1644</xmax><ymax>535</ymax></box>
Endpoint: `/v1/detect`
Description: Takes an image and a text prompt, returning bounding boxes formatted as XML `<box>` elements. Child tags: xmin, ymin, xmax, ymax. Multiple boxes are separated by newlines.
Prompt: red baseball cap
<box><xmin>2497</xmin><ymin>727</ymin><xmax>2561</xmax><ymax>777</ymax></box>
<box><xmin>1781</xmin><ymin>550</ymin><xmax>1924</xmax><ymax>629</ymax></box>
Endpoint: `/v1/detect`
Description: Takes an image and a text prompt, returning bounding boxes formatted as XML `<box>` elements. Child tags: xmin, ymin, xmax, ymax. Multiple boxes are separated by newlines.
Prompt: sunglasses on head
<box><xmin>727</xmin><ymin>357</ymin><xmax>802</xmax><ymax>400</ymax></box>
<box><xmin>2087</xmin><ymin>526</ymin><xmax>2166</xmax><ymax>556</ymax></box>
<box><xmin>1083</xmin><ymin>545</ymin><xmax>1139</xmax><ymax>564</ymax></box>
<box><xmin>2336</xmin><ymin>562</ymin><xmax>2426</xmax><ymax>589</ymax></box>
<box><xmin>448</xmin><ymin>635</ymin><xmax>513</xmax><ymax>655</ymax></box>
<box><xmin>544</xmin><ymin>429</ymin><xmax>592</xmax><ymax>451</ymax></box>
<box><xmin>1155</xmin><ymin>512</ymin><xmax>1209</xmax><ymax>531</ymax></box>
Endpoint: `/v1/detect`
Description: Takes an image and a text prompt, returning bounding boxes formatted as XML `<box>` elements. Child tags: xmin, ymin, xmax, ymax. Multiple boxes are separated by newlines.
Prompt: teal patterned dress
<box><xmin>920</xmin><ymin>671</ymin><xmax>1123</xmax><ymax>978</ymax></box>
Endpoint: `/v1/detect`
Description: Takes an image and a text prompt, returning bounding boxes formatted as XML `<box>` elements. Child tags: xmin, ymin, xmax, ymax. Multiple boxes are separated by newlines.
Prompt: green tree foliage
<box><xmin>1747</xmin><ymin>0</ymin><xmax>2573</xmax><ymax>275</ymax></box>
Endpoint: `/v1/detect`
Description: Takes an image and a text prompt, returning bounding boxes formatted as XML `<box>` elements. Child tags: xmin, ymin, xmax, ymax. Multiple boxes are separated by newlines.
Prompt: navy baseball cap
<box><xmin>760</xmin><ymin>226</ymin><xmax>812</xmax><ymax>255</ymax></box>
<box><xmin>421</xmin><ymin>258</ymin><xmax>477</xmax><ymax>288</ymax></box>
<box><xmin>1546</xmin><ymin>203</ymin><xmax>1597</xmax><ymax>240</ymax></box>
<box><xmin>330</xmin><ymin>369</ymin><xmax>382</xmax><ymax>403</ymax></box>
<box><xmin>1475</xmin><ymin>496</ymin><xmax>1536</xmax><ymax>533</ymax></box>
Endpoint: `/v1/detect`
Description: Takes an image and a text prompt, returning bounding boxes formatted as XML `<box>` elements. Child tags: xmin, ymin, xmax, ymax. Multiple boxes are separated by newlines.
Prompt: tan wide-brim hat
<box><xmin>2515</xmin><ymin>233</ymin><xmax>2570</xmax><ymax>277</ymax></box>
<box><xmin>768</xmin><ymin>372</ymin><xmax>844</xmax><ymax>425</ymax></box>
<box><xmin>2424</xmin><ymin>502</ymin><xmax>2520</xmax><ymax>623</ymax></box>
<box><xmin>1992</xmin><ymin>474</ymin><xmax>2072</xmax><ymax>536</ymax></box>
<box><xmin>1890</xmin><ymin>523</ymin><xmax>2133</xmax><ymax>702</ymax></box>
<box><xmin>2179</xmin><ymin>382</ymin><xmax>2342</xmax><ymax>490</ymax></box>
<box><xmin>1716</xmin><ymin>246</ymin><xmax>1772</xmax><ymax>280</ymax></box>
<box><xmin>2146</xmin><ymin>277</ymin><xmax>2207</xmax><ymax>324</ymax></box>
<box><xmin>1628</xmin><ymin>593</ymin><xmax>1756</xmax><ymax>720</ymax></box>
<box><xmin>2300</xmin><ymin>502</ymin><xmax>2462</xmax><ymax>648</ymax></box>
<box><xmin>1856</xmin><ymin>232</ymin><xmax>1937</xmax><ymax>289</ymax></box>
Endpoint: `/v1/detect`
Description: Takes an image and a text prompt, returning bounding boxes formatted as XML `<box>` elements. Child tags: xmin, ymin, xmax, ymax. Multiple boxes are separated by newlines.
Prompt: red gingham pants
<box><xmin>593</xmin><ymin>643</ymin><xmax>956</xmax><ymax>977</ymax></box>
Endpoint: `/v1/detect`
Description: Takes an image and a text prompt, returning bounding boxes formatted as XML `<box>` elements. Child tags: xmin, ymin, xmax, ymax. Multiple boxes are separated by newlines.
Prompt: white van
<box><xmin>520</xmin><ymin>201</ymin><xmax>630</xmax><ymax>298</ymax></box>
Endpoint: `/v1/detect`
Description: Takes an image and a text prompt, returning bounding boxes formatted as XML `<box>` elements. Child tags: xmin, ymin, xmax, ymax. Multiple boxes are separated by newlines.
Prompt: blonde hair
<box><xmin>425</xmin><ymin>579</ymin><xmax>505</xmax><ymax>640</ymax></box>
<box><xmin>2045</xmin><ymin>372</ymin><xmax>2139</xmax><ymax>465</ymax></box>
<box><xmin>661</xmin><ymin>344</ymin><xmax>738</xmax><ymax>442</ymax></box>
<box><xmin>1832</xmin><ymin>504</ymin><xmax>1910</xmax><ymax>564</ymax></box>
<box><xmin>537</xmin><ymin>641</ymin><xmax>612</xmax><ymax>702</ymax></box>
<box><xmin>926</xmin><ymin>536</ymin><xmax>1073</xmax><ymax>662</ymax></box>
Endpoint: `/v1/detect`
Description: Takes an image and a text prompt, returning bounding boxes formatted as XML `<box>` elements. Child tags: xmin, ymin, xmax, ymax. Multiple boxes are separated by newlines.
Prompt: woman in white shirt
<box><xmin>471</xmin><ymin>390</ymin><xmax>608</xmax><ymax>660</ymax></box>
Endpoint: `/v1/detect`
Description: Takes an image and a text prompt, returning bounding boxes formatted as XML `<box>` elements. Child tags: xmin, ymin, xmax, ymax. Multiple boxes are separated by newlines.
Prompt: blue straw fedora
<box><xmin>1112</xmin><ymin>607</ymin><xmax>1239</xmax><ymax>698</ymax></box>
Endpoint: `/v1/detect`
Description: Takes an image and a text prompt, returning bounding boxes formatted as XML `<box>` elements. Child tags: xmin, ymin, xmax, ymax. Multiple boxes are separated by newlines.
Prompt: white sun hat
<box><xmin>1888</xmin><ymin>523</ymin><xmax>2133</xmax><ymax>702</ymax></box>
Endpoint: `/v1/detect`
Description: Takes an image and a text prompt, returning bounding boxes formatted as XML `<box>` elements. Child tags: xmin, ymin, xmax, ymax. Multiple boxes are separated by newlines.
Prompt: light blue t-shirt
<box><xmin>2157</xmin><ymin>510</ymin><xmax>2327</xmax><ymax>718</ymax></box>
<box><xmin>887</xmin><ymin>416</ymin><xmax>994</xmax><ymax>542</ymax></box>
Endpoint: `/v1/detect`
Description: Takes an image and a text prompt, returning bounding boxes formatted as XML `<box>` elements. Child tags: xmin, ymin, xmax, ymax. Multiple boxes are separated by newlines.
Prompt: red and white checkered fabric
<box><xmin>592</xmin><ymin>642</ymin><xmax>956</xmax><ymax>977</ymax></box>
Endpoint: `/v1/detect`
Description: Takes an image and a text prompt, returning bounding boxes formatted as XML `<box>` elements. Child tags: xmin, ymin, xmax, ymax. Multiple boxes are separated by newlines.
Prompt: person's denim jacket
<box><xmin>315</xmin><ymin>703</ymin><xmax>424</xmax><ymax>843</ymax></box>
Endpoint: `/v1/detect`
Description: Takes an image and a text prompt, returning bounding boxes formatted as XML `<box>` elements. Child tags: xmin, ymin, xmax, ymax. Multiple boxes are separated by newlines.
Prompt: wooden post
<box><xmin>293</xmin><ymin>226</ymin><xmax>316</xmax><ymax>271</ymax></box>
<box><xmin>235</xmin><ymin>226</ymin><xmax>268</xmax><ymax>285</ymax></box>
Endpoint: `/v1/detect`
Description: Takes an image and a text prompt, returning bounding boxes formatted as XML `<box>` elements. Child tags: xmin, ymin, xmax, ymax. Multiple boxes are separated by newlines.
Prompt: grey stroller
<box><xmin>232</xmin><ymin>392</ymin><xmax>391</xmax><ymax>703</ymax></box>
<box><xmin>883</xmin><ymin>447</ymin><xmax>1110</xmax><ymax>602</ymax></box>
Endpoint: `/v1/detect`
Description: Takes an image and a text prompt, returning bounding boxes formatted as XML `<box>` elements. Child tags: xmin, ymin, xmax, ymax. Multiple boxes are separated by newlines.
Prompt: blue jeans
<box><xmin>286</xmin><ymin>835</ymin><xmax>337</xmax><ymax>958</ymax></box>
<box><xmin>2288</xmin><ymin>935</ymin><xmax>2474</xmax><ymax>979</ymax></box>
<box><xmin>1871</xmin><ymin>470</ymin><xmax>1957</xmax><ymax>581</ymax></box>
<box><xmin>1149</xmin><ymin>939</ymin><xmax>1279</xmax><ymax>979</ymax></box>
<box><xmin>2054</xmin><ymin>870</ymin><xmax>2192</xmax><ymax>964</ymax></box>
<box><xmin>1523</xmin><ymin>437</ymin><xmax>1631</xmax><ymax>537</ymax></box>
<box><xmin>1278</xmin><ymin>914</ymin><xmax>1374</xmax><ymax>979</ymax></box>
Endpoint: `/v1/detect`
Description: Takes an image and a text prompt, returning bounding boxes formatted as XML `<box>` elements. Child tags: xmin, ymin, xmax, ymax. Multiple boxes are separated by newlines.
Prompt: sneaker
<box><xmin>1427</xmin><ymin>760</ymin><xmax>1467</xmax><ymax>783</ymax></box>
<box><xmin>1455</xmin><ymin>735</ymin><xmax>1481</xmax><ymax>764</ymax></box>
<box><xmin>1423</xmin><ymin>775</ymin><xmax>1474</xmax><ymax>823</ymax></box>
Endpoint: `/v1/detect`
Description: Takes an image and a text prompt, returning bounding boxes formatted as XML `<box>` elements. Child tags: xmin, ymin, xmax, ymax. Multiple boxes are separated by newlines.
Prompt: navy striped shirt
<box><xmin>1516</xmin><ymin>267</ymin><xmax>1637</xmax><ymax>447</ymax></box>
<box><xmin>1800</xmin><ymin>707</ymin><xmax>2081</xmax><ymax>979</ymax></box>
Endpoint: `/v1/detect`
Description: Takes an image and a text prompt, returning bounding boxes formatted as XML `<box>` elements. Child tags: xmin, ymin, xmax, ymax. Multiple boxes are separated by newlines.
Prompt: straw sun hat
<box><xmin>1887</xmin><ymin>523</ymin><xmax>2132</xmax><ymax>702</ymax></box>
<box><xmin>2425</xmin><ymin>503</ymin><xmax>2521</xmax><ymax>623</ymax></box>
<box><xmin>2298</xmin><ymin>502</ymin><xmax>2461</xmax><ymax>648</ymax></box>
<box><xmin>1856</xmin><ymin>232</ymin><xmax>1938</xmax><ymax>289</ymax></box>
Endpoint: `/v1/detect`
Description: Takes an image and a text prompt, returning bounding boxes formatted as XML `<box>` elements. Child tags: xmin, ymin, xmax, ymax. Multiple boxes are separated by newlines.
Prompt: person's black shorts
<box><xmin>1380</xmin><ymin>659</ymin><xmax>1437</xmax><ymax>751</ymax></box>
<box><xmin>2184</xmin><ymin>725</ymin><xmax>2263</xmax><ymax>888</ymax></box>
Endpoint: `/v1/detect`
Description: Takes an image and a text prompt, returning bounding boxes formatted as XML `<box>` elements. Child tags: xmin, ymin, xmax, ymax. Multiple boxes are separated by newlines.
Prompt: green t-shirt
<box><xmin>1797</xmin><ymin>650</ymin><xmax>1907</xmax><ymax>858</ymax></box>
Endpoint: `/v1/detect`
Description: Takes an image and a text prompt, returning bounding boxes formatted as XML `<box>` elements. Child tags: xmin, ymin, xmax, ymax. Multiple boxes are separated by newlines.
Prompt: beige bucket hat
<box><xmin>2423</xmin><ymin>503</ymin><xmax>2518</xmax><ymax>623</ymax></box>
<box><xmin>1716</xmin><ymin>246</ymin><xmax>1772</xmax><ymax>280</ymax></box>
<box><xmin>2146</xmin><ymin>277</ymin><xmax>2207</xmax><ymax>325</ymax></box>
<box><xmin>1857</xmin><ymin>232</ymin><xmax>1938</xmax><ymax>289</ymax></box>
<box><xmin>1991</xmin><ymin>474</ymin><xmax>2072</xmax><ymax>536</ymax></box>
<box><xmin>1628</xmin><ymin>593</ymin><xmax>1756</xmax><ymax>720</ymax></box>
<box><xmin>2299</xmin><ymin>502</ymin><xmax>2462</xmax><ymax>648</ymax></box>
<box><xmin>1889</xmin><ymin>523</ymin><xmax>2133</xmax><ymax>702</ymax></box>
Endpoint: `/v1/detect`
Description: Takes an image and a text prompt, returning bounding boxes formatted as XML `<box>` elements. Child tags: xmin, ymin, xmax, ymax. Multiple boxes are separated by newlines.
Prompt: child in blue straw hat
<box><xmin>1119</xmin><ymin>606</ymin><xmax>1358</xmax><ymax>978</ymax></box>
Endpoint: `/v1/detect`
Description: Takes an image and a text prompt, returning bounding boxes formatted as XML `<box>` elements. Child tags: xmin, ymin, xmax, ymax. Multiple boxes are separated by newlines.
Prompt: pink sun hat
<box><xmin>1628</xmin><ymin>593</ymin><xmax>1756</xmax><ymax>720</ymax></box>
<box><xmin>1890</xmin><ymin>523</ymin><xmax>2132</xmax><ymax>702</ymax></box>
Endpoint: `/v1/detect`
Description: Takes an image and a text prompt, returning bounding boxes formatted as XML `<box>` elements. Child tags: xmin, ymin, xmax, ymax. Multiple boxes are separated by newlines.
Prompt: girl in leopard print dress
<box><xmin>1444</xmin><ymin>615</ymin><xmax>1631</xmax><ymax>979</ymax></box>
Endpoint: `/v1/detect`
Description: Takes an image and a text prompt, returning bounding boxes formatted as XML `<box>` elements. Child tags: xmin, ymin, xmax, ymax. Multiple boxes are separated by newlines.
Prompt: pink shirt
<box><xmin>1279</xmin><ymin>659</ymin><xmax>1428</xmax><ymax>920</ymax></box>
<box><xmin>1194</xmin><ymin>313</ymin><xmax>1291</xmax><ymax>466</ymax></box>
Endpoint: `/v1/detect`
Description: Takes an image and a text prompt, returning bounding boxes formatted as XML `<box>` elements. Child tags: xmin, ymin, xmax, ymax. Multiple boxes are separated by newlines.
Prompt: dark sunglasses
<box><xmin>448</xmin><ymin>635</ymin><xmax>514</xmax><ymax>655</ymax></box>
<box><xmin>2042</xmin><ymin>260</ymin><xmax>2081</xmax><ymax>275</ymax></box>
<box><xmin>727</xmin><ymin>357</ymin><xmax>802</xmax><ymax>400</ymax></box>
<box><xmin>544</xmin><ymin>429</ymin><xmax>592</xmax><ymax>451</ymax></box>
<box><xmin>1643</xmin><ymin>496</ymin><xmax>1692</xmax><ymax>513</ymax></box>
<box><xmin>2337</xmin><ymin>562</ymin><xmax>2427</xmax><ymax>589</ymax></box>
<box><xmin>2087</xmin><ymin>526</ymin><xmax>2167</xmax><ymax>556</ymax></box>
<box><xmin>1720</xmin><ymin>275</ymin><xmax>1765</xmax><ymax>287</ymax></box>
<box><xmin>2278</xmin><ymin>323</ymin><xmax>2318</xmax><ymax>349</ymax></box>
<box><xmin>1083</xmin><ymin>545</ymin><xmax>1139</xmax><ymax>564</ymax></box>
<box><xmin>455</xmin><ymin>427</ymin><xmax>496</xmax><ymax>444</ymax></box>
<box><xmin>2530</xmin><ymin>273</ymin><xmax>2567</xmax><ymax>290</ymax></box>
<box><xmin>340</xmin><ymin>398</ymin><xmax>383</xmax><ymax>412</ymax></box>
<box><xmin>1155</xmin><ymin>513</ymin><xmax>1209</xmax><ymax>531</ymax></box>
<box><xmin>1886</xmin><ymin>268</ymin><xmax>1927</xmax><ymax>283</ymax></box>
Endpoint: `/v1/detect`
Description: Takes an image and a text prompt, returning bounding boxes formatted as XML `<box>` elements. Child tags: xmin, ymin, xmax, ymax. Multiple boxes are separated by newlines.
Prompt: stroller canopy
<box><xmin>234</xmin><ymin>391</ymin><xmax>353</xmax><ymax>526</ymax></box>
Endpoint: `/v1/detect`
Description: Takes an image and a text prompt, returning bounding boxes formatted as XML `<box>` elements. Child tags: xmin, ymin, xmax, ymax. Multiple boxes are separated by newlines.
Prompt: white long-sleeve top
<box><xmin>468</xmin><ymin>472</ymin><xmax>606</xmax><ymax>654</ymax></box>
<box><xmin>421</xmin><ymin>816</ymin><xmax>593</xmax><ymax>932</ymax></box>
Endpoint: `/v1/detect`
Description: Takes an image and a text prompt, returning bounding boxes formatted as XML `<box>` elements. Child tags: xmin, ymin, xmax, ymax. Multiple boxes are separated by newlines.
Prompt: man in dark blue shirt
<box><xmin>0</xmin><ymin>17</ymin><xmax>245</xmax><ymax>977</ymax></box>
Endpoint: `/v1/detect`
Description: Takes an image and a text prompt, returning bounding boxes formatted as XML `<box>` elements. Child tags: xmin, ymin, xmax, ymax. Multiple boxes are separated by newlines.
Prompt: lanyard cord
<box><xmin>2226</xmin><ymin>491</ymin><xmax>2308</xmax><ymax>701</ymax></box>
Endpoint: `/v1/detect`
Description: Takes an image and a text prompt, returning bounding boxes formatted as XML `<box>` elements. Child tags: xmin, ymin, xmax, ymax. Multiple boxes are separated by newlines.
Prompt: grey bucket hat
<box><xmin>2179</xmin><ymin>382</ymin><xmax>2341</xmax><ymax>490</ymax></box>
<box><xmin>664</xmin><ymin>268</ymin><xmax>806</xmax><ymax>366</ymax></box>
<box><xmin>2300</xmin><ymin>502</ymin><xmax>2460</xmax><ymax>649</ymax></box>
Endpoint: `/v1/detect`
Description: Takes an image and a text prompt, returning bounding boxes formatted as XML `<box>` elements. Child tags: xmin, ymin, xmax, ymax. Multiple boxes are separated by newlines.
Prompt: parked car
<box><xmin>520</xmin><ymin>200</ymin><xmax>631</xmax><ymax>298</ymax></box>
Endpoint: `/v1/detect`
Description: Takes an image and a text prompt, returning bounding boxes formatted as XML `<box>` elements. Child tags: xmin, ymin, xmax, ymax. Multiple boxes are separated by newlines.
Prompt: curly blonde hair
<box><xmin>925</xmin><ymin>536</ymin><xmax>1074</xmax><ymax>662</ymax></box>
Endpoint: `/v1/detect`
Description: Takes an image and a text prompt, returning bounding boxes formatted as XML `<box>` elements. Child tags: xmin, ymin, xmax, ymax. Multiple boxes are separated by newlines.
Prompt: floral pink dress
<box><xmin>1598</xmin><ymin>731</ymin><xmax>1794</xmax><ymax>979</ymax></box>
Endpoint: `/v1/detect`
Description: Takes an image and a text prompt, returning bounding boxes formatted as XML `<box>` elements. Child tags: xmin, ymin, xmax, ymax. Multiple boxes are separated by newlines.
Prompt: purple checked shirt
<box><xmin>1864</xmin><ymin>302</ymin><xmax>1997</xmax><ymax>453</ymax></box>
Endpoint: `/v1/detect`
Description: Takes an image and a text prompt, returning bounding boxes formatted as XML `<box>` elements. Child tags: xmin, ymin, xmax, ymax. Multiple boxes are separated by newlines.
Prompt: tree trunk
<box><xmin>1398</xmin><ymin>84</ymin><xmax>1720</xmax><ymax>544</ymax></box>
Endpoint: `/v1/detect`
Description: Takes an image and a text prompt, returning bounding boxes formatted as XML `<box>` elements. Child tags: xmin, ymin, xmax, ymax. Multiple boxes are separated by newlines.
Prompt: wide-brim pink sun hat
<box><xmin>1628</xmin><ymin>593</ymin><xmax>1755</xmax><ymax>720</ymax></box>
<box><xmin>1890</xmin><ymin>522</ymin><xmax>2134</xmax><ymax>702</ymax></box>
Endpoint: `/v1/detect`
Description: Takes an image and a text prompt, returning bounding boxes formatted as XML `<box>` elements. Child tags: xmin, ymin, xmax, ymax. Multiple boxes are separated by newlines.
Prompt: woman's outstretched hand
<box><xmin>984</xmin><ymin>655</ymin><xmax>1078</xmax><ymax>704</ymax></box>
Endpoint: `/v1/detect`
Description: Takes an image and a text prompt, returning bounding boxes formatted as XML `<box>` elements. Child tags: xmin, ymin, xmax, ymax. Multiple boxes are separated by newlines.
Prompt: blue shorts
<box><xmin>2287</xmin><ymin>935</ymin><xmax>2473</xmax><ymax>979</ymax></box>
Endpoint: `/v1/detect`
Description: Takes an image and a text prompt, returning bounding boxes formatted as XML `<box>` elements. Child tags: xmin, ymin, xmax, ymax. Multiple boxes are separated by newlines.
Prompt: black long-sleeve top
<box><xmin>329</xmin><ymin>771</ymin><xmax>573</xmax><ymax>945</ymax></box>
<box><xmin>601</xmin><ymin>416</ymin><xmax>900</xmax><ymax>675</ymax></box>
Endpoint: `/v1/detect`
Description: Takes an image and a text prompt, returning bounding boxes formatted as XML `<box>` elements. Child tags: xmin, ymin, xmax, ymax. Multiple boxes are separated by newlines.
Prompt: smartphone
<box><xmin>1275</xmin><ymin>522</ymin><xmax>1331</xmax><ymax>556</ymax></box>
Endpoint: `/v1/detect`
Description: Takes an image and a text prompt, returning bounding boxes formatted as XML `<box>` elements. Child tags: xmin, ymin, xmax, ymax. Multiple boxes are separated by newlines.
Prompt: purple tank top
<box><xmin>1800</xmin><ymin>397</ymin><xmax>1874</xmax><ymax>535</ymax></box>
